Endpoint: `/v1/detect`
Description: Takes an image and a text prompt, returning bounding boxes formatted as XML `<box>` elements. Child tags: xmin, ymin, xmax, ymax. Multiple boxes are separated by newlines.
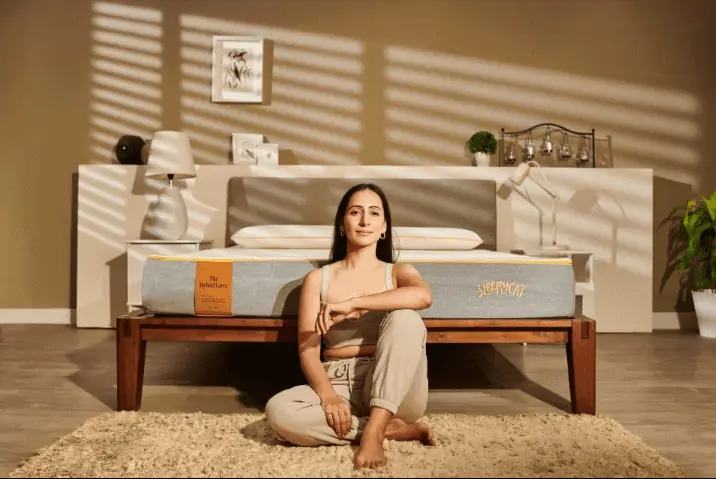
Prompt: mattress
<box><xmin>141</xmin><ymin>248</ymin><xmax>575</xmax><ymax>319</ymax></box>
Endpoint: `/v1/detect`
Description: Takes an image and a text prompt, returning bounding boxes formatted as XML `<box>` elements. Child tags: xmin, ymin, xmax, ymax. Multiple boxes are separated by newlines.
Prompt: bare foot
<box><xmin>385</xmin><ymin>417</ymin><xmax>436</xmax><ymax>445</ymax></box>
<box><xmin>354</xmin><ymin>428</ymin><xmax>387</xmax><ymax>469</ymax></box>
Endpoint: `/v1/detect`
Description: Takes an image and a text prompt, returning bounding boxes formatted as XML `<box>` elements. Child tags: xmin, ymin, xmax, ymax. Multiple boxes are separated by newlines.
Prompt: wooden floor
<box><xmin>0</xmin><ymin>324</ymin><xmax>714</xmax><ymax>478</ymax></box>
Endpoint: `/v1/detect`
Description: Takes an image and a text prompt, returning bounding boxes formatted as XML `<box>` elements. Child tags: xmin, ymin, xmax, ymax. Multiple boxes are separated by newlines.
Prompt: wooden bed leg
<box><xmin>116</xmin><ymin>315</ymin><xmax>146</xmax><ymax>411</ymax></box>
<box><xmin>566</xmin><ymin>318</ymin><xmax>596</xmax><ymax>414</ymax></box>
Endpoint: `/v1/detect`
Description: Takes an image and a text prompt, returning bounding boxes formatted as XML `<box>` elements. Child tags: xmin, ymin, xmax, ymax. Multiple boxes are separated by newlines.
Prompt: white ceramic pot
<box><xmin>473</xmin><ymin>152</ymin><xmax>491</xmax><ymax>167</ymax></box>
<box><xmin>692</xmin><ymin>290</ymin><xmax>716</xmax><ymax>338</ymax></box>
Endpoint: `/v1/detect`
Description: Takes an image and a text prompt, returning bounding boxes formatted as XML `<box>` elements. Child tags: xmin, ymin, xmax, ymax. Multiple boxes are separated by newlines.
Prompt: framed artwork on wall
<box><xmin>211</xmin><ymin>36</ymin><xmax>265</xmax><ymax>103</ymax></box>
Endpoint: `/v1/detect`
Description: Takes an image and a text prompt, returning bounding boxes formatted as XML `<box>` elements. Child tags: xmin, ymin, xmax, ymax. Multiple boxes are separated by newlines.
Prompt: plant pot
<box><xmin>473</xmin><ymin>152</ymin><xmax>491</xmax><ymax>167</ymax></box>
<box><xmin>692</xmin><ymin>289</ymin><xmax>716</xmax><ymax>338</ymax></box>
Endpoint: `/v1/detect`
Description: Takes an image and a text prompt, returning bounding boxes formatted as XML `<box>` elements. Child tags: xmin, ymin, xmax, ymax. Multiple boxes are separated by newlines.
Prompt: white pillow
<box><xmin>231</xmin><ymin>225</ymin><xmax>333</xmax><ymax>249</ymax></box>
<box><xmin>395</xmin><ymin>227</ymin><xmax>483</xmax><ymax>250</ymax></box>
<box><xmin>231</xmin><ymin>225</ymin><xmax>483</xmax><ymax>250</ymax></box>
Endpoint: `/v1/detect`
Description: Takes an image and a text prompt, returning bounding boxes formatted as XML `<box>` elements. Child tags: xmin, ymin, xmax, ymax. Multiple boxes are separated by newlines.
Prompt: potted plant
<box><xmin>662</xmin><ymin>192</ymin><xmax>716</xmax><ymax>338</ymax></box>
<box><xmin>467</xmin><ymin>131</ymin><xmax>497</xmax><ymax>167</ymax></box>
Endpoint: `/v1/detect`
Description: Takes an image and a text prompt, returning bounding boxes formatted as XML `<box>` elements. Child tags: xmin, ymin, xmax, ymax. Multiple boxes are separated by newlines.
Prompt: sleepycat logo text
<box><xmin>477</xmin><ymin>281</ymin><xmax>527</xmax><ymax>298</ymax></box>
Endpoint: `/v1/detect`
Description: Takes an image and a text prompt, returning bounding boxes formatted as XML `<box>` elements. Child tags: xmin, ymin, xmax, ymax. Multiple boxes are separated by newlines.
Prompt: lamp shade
<box><xmin>508</xmin><ymin>162</ymin><xmax>531</xmax><ymax>186</ymax></box>
<box><xmin>497</xmin><ymin>162</ymin><xmax>531</xmax><ymax>200</ymax></box>
<box><xmin>145</xmin><ymin>131</ymin><xmax>196</xmax><ymax>179</ymax></box>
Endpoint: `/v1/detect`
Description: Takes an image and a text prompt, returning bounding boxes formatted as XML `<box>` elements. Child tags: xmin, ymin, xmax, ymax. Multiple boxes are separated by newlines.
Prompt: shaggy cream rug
<box><xmin>10</xmin><ymin>411</ymin><xmax>685</xmax><ymax>478</ymax></box>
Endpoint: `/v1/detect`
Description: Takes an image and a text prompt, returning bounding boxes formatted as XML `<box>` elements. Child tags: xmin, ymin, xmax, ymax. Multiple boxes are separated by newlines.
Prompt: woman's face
<box><xmin>341</xmin><ymin>189</ymin><xmax>386</xmax><ymax>246</ymax></box>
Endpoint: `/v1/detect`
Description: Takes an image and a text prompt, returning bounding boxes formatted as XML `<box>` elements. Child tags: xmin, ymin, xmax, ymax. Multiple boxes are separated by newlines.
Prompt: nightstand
<box><xmin>512</xmin><ymin>248</ymin><xmax>595</xmax><ymax>318</ymax></box>
<box><xmin>126</xmin><ymin>239</ymin><xmax>213</xmax><ymax>311</ymax></box>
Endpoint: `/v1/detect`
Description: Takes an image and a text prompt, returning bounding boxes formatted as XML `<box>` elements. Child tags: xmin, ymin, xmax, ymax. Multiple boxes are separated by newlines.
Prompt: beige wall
<box><xmin>1</xmin><ymin>0</ymin><xmax>714</xmax><ymax>313</ymax></box>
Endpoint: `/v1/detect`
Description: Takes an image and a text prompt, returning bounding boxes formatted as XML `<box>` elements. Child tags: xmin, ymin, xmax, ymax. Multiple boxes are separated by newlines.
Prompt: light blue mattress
<box><xmin>141</xmin><ymin>248</ymin><xmax>575</xmax><ymax>319</ymax></box>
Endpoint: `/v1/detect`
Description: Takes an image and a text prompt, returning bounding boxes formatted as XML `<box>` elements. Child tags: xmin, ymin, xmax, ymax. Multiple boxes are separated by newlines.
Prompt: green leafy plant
<box><xmin>467</xmin><ymin>131</ymin><xmax>497</xmax><ymax>155</ymax></box>
<box><xmin>660</xmin><ymin>191</ymin><xmax>716</xmax><ymax>292</ymax></box>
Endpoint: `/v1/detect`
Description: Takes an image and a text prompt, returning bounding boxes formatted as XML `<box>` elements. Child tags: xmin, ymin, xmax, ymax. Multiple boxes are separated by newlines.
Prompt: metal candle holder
<box><xmin>499</xmin><ymin>123</ymin><xmax>596</xmax><ymax>168</ymax></box>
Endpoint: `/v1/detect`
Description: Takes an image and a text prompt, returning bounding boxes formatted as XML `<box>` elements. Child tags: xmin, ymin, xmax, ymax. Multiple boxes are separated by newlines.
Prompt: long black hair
<box><xmin>329</xmin><ymin>183</ymin><xmax>395</xmax><ymax>264</ymax></box>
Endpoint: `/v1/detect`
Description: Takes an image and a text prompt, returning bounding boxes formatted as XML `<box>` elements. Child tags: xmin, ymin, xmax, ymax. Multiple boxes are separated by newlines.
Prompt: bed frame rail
<box><xmin>116</xmin><ymin>313</ymin><xmax>596</xmax><ymax>415</ymax></box>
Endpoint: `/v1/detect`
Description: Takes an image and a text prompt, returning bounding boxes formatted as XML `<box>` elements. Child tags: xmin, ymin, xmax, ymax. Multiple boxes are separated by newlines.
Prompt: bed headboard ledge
<box><xmin>226</xmin><ymin>177</ymin><xmax>497</xmax><ymax>249</ymax></box>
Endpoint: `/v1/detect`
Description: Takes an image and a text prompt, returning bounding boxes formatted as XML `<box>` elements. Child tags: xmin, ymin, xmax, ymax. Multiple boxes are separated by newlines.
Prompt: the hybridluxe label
<box><xmin>194</xmin><ymin>261</ymin><xmax>232</xmax><ymax>316</ymax></box>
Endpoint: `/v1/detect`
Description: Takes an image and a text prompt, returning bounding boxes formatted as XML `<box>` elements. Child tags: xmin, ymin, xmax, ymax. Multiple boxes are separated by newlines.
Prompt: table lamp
<box><xmin>143</xmin><ymin>131</ymin><xmax>196</xmax><ymax>240</ymax></box>
<box><xmin>497</xmin><ymin>161</ymin><xmax>569</xmax><ymax>252</ymax></box>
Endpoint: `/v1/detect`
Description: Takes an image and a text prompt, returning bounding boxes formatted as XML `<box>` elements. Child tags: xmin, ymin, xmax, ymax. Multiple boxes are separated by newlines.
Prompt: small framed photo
<box><xmin>212</xmin><ymin>36</ymin><xmax>265</xmax><ymax>103</ymax></box>
<box><xmin>256</xmin><ymin>143</ymin><xmax>279</xmax><ymax>166</ymax></box>
<box><xmin>232</xmin><ymin>133</ymin><xmax>264</xmax><ymax>165</ymax></box>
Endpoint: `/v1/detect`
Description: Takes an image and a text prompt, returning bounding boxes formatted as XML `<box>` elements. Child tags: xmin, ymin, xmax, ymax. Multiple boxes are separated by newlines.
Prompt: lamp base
<box><xmin>540</xmin><ymin>244</ymin><xmax>570</xmax><ymax>254</ymax></box>
<box><xmin>141</xmin><ymin>186</ymin><xmax>189</xmax><ymax>240</ymax></box>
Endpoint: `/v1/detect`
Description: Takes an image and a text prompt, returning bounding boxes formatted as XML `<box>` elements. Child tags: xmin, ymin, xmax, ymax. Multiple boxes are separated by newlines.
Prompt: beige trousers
<box><xmin>264</xmin><ymin>309</ymin><xmax>429</xmax><ymax>446</ymax></box>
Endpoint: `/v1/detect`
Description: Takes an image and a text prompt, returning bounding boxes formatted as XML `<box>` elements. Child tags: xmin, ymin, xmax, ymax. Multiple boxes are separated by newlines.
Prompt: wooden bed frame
<box><xmin>115</xmin><ymin>312</ymin><xmax>596</xmax><ymax>414</ymax></box>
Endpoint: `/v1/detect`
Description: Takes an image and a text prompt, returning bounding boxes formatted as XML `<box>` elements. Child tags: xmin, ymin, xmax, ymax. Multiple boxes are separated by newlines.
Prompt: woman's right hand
<box><xmin>320</xmin><ymin>394</ymin><xmax>352</xmax><ymax>438</ymax></box>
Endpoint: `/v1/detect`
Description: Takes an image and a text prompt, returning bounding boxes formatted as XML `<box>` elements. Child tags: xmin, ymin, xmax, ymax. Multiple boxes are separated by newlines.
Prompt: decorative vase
<box><xmin>142</xmin><ymin>186</ymin><xmax>189</xmax><ymax>240</ymax></box>
<box><xmin>473</xmin><ymin>152</ymin><xmax>491</xmax><ymax>167</ymax></box>
<box><xmin>692</xmin><ymin>290</ymin><xmax>716</xmax><ymax>338</ymax></box>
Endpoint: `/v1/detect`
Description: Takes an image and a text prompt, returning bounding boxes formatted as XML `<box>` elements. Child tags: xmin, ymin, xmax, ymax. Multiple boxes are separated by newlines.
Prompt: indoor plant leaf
<box><xmin>680</xmin><ymin>222</ymin><xmax>712</xmax><ymax>269</ymax></box>
<box><xmin>673</xmin><ymin>194</ymin><xmax>716</xmax><ymax>291</ymax></box>
<box><xmin>467</xmin><ymin>131</ymin><xmax>497</xmax><ymax>155</ymax></box>
<box><xmin>701</xmin><ymin>192</ymin><xmax>716</xmax><ymax>223</ymax></box>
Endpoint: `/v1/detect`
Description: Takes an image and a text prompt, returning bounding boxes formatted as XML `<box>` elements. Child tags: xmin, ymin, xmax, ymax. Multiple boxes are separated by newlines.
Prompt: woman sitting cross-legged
<box><xmin>264</xmin><ymin>182</ymin><xmax>436</xmax><ymax>470</ymax></box>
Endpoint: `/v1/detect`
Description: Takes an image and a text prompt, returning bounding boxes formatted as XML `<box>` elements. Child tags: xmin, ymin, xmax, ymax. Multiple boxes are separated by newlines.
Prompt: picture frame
<box><xmin>231</xmin><ymin>133</ymin><xmax>264</xmax><ymax>165</ymax></box>
<box><xmin>256</xmin><ymin>143</ymin><xmax>280</xmax><ymax>166</ymax></box>
<box><xmin>211</xmin><ymin>36</ymin><xmax>265</xmax><ymax>103</ymax></box>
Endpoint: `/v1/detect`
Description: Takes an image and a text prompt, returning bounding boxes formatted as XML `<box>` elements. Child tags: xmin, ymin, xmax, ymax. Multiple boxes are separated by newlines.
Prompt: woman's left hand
<box><xmin>317</xmin><ymin>299</ymin><xmax>358</xmax><ymax>335</ymax></box>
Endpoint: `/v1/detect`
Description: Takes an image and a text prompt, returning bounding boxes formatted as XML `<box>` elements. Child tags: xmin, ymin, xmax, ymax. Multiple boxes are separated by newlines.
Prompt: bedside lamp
<box><xmin>497</xmin><ymin>161</ymin><xmax>569</xmax><ymax>252</ymax></box>
<box><xmin>143</xmin><ymin>131</ymin><xmax>196</xmax><ymax>240</ymax></box>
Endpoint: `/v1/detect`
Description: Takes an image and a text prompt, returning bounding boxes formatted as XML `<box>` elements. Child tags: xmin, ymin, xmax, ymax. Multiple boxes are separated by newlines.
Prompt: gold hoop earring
<box><xmin>380</xmin><ymin>232</ymin><xmax>386</xmax><ymax>240</ymax></box>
